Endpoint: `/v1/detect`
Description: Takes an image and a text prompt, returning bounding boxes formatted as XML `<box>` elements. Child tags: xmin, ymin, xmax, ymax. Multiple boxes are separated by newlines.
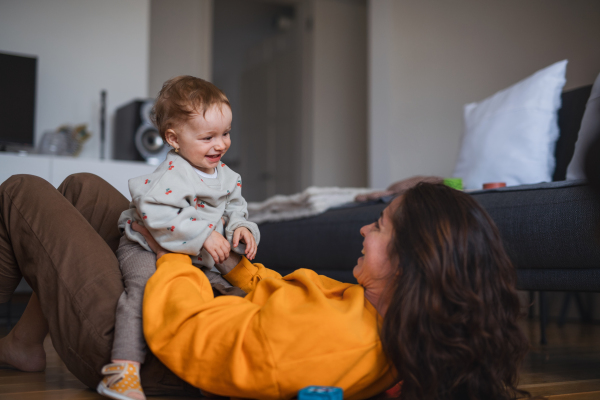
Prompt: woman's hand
<box><xmin>203</xmin><ymin>230</ymin><xmax>230</xmax><ymax>264</ymax></box>
<box><xmin>131</xmin><ymin>221</ymin><xmax>170</xmax><ymax>260</ymax></box>
<box><xmin>233</xmin><ymin>227</ymin><xmax>257</xmax><ymax>260</ymax></box>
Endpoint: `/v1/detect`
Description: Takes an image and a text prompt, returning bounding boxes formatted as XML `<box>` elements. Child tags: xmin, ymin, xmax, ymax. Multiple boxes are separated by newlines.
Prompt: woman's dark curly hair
<box><xmin>380</xmin><ymin>183</ymin><xmax>530</xmax><ymax>400</ymax></box>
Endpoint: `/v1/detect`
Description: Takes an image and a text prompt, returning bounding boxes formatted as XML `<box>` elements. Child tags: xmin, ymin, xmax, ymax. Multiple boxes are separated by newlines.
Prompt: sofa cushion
<box><xmin>453</xmin><ymin>60</ymin><xmax>567</xmax><ymax>189</ymax></box>
<box><xmin>566</xmin><ymin>72</ymin><xmax>600</xmax><ymax>180</ymax></box>
<box><xmin>553</xmin><ymin>85</ymin><xmax>594</xmax><ymax>180</ymax></box>
<box><xmin>470</xmin><ymin>180</ymin><xmax>600</xmax><ymax>271</ymax></box>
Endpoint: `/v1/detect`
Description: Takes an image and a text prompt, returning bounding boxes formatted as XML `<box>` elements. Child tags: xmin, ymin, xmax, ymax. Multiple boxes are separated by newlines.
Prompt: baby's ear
<box><xmin>164</xmin><ymin>129</ymin><xmax>178</xmax><ymax>148</ymax></box>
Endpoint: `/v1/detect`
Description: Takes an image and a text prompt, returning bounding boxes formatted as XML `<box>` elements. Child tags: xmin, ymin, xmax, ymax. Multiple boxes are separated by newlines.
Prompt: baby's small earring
<box><xmin>175</xmin><ymin>147</ymin><xmax>179</xmax><ymax>153</ymax></box>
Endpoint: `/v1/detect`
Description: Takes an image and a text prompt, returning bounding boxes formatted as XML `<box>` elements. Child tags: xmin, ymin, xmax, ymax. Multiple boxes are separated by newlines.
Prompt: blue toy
<box><xmin>298</xmin><ymin>386</ymin><xmax>343</xmax><ymax>400</ymax></box>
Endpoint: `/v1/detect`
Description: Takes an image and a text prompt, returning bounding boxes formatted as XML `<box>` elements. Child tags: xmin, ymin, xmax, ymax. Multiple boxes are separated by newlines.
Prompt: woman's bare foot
<box><xmin>0</xmin><ymin>330</ymin><xmax>46</xmax><ymax>371</ymax></box>
<box><xmin>0</xmin><ymin>292</ymin><xmax>48</xmax><ymax>371</ymax></box>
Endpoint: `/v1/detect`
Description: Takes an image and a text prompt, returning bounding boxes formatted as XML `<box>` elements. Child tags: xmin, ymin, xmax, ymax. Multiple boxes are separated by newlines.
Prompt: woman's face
<box><xmin>353</xmin><ymin>196</ymin><xmax>401</xmax><ymax>288</ymax></box>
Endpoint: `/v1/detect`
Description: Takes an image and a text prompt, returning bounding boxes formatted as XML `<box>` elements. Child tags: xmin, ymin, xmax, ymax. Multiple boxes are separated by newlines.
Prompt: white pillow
<box><xmin>566</xmin><ymin>72</ymin><xmax>600</xmax><ymax>180</ymax></box>
<box><xmin>453</xmin><ymin>60</ymin><xmax>567</xmax><ymax>189</ymax></box>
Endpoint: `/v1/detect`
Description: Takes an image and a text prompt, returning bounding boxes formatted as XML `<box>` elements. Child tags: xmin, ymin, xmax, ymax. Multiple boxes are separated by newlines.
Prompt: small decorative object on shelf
<box><xmin>37</xmin><ymin>124</ymin><xmax>91</xmax><ymax>156</ymax></box>
<box><xmin>298</xmin><ymin>386</ymin><xmax>343</xmax><ymax>400</ymax></box>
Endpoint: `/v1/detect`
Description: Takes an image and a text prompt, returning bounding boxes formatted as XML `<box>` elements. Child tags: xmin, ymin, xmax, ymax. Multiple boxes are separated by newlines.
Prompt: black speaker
<box><xmin>113</xmin><ymin>99</ymin><xmax>169</xmax><ymax>164</ymax></box>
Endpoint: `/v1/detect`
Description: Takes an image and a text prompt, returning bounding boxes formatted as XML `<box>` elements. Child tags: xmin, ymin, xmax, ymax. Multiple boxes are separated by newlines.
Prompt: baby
<box><xmin>97</xmin><ymin>76</ymin><xmax>259</xmax><ymax>400</ymax></box>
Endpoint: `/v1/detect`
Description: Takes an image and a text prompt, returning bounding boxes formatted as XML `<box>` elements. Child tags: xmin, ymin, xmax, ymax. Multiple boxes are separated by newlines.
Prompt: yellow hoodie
<box><xmin>143</xmin><ymin>253</ymin><xmax>396</xmax><ymax>399</ymax></box>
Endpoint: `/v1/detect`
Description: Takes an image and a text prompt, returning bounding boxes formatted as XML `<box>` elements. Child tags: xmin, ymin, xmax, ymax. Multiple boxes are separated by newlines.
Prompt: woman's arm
<box><xmin>142</xmin><ymin>253</ymin><xmax>281</xmax><ymax>399</ymax></box>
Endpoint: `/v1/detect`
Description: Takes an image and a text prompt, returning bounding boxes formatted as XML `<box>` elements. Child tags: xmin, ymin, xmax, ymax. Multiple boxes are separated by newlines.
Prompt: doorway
<box><xmin>213</xmin><ymin>0</ymin><xmax>304</xmax><ymax>202</ymax></box>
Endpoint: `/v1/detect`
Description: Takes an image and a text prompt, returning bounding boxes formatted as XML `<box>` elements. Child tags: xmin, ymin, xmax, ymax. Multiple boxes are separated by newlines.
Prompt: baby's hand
<box><xmin>233</xmin><ymin>227</ymin><xmax>257</xmax><ymax>260</ymax></box>
<box><xmin>203</xmin><ymin>230</ymin><xmax>230</xmax><ymax>264</ymax></box>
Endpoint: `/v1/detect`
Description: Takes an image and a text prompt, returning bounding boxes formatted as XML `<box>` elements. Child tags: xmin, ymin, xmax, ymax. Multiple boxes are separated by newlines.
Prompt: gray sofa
<box><xmin>256</xmin><ymin>85</ymin><xmax>600</xmax><ymax>293</ymax></box>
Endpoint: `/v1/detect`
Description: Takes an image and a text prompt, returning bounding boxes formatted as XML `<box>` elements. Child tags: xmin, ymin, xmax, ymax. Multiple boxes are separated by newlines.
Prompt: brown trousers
<box><xmin>0</xmin><ymin>173</ymin><xmax>200</xmax><ymax>397</ymax></box>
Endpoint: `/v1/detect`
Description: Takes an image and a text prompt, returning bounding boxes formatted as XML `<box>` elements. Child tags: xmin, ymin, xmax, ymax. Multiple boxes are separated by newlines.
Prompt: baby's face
<box><xmin>174</xmin><ymin>104</ymin><xmax>232</xmax><ymax>173</ymax></box>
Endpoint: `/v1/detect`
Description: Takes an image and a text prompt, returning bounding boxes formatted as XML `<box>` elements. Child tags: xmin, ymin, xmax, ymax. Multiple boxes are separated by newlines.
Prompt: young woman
<box><xmin>0</xmin><ymin>174</ymin><xmax>529</xmax><ymax>399</ymax></box>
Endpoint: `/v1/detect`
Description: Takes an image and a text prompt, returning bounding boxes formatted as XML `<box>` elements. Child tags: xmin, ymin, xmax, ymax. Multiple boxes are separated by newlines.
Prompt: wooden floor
<box><xmin>0</xmin><ymin>321</ymin><xmax>599</xmax><ymax>399</ymax></box>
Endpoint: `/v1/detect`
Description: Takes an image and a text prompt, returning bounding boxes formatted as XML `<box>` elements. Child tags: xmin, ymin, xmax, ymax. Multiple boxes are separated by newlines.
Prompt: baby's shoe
<box><xmin>97</xmin><ymin>361</ymin><xmax>146</xmax><ymax>400</ymax></box>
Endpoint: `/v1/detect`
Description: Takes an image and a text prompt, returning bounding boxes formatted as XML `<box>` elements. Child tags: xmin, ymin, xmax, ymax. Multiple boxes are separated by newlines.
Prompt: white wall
<box><xmin>149</xmin><ymin>0</ymin><xmax>213</xmax><ymax>97</ymax></box>
<box><xmin>368</xmin><ymin>0</ymin><xmax>600</xmax><ymax>189</ymax></box>
<box><xmin>0</xmin><ymin>0</ymin><xmax>150</xmax><ymax>160</ymax></box>
<box><xmin>312</xmin><ymin>0</ymin><xmax>367</xmax><ymax>188</ymax></box>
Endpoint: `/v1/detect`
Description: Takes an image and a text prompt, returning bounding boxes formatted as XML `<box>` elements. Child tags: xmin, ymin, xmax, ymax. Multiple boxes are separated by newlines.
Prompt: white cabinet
<box><xmin>0</xmin><ymin>153</ymin><xmax>52</xmax><ymax>183</ymax></box>
<box><xmin>0</xmin><ymin>153</ymin><xmax>156</xmax><ymax>200</ymax></box>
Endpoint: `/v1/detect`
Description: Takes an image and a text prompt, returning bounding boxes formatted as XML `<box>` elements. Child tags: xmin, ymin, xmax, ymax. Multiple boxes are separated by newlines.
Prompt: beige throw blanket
<box><xmin>247</xmin><ymin>186</ymin><xmax>377</xmax><ymax>224</ymax></box>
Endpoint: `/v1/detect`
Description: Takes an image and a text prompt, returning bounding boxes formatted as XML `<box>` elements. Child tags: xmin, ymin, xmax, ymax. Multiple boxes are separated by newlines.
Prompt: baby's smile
<box><xmin>206</xmin><ymin>154</ymin><xmax>222</xmax><ymax>162</ymax></box>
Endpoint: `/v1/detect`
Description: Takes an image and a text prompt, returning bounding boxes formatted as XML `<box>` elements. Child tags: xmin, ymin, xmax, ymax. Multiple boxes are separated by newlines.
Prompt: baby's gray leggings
<box><xmin>111</xmin><ymin>236</ymin><xmax>238</xmax><ymax>363</ymax></box>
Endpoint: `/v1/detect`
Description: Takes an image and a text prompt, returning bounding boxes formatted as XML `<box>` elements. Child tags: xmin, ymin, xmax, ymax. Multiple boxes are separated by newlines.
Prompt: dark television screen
<box><xmin>0</xmin><ymin>52</ymin><xmax>37</xmax><ymax>146</ymax></box>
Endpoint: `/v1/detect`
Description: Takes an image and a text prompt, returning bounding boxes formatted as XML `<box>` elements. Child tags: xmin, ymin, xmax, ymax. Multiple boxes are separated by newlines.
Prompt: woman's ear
<box><xmin>164</xmin><ymin>129</ymin><xmax>178</xmax><ymax>150</ymax></box>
